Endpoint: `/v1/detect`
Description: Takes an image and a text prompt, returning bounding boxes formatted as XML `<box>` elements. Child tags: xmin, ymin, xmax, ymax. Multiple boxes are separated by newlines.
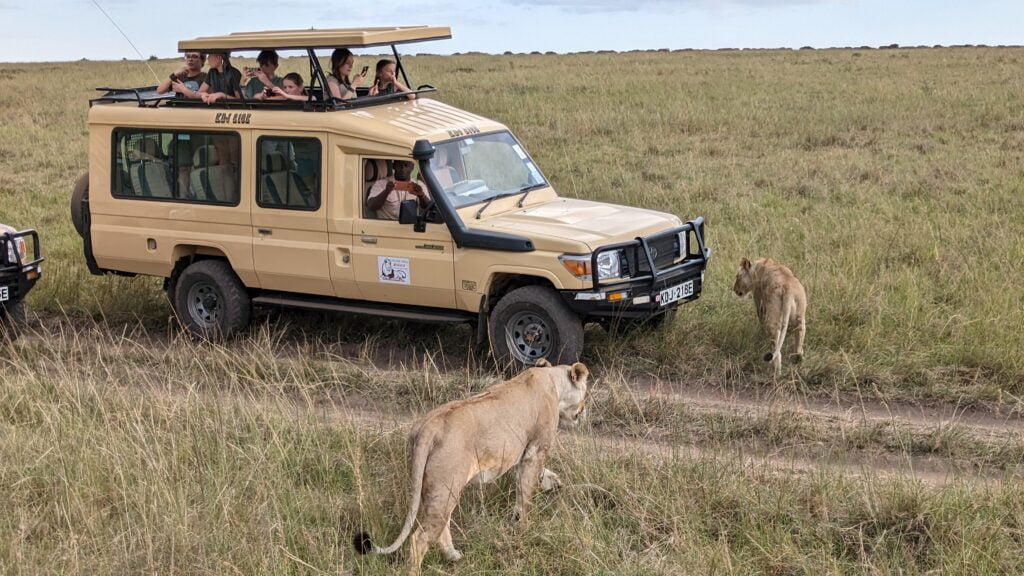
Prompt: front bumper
<box><xmin>0</xmin><ymin>229</ymin><xmax>44</xmax><ymax>307</ymax></box>
<box><xmin>560</xmin><ymin>217</ymin><xmax>710</xmax><ymax>320</ymax></box>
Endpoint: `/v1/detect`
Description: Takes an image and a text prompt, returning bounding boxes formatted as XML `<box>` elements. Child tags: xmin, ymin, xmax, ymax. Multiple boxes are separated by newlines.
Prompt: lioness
<box><xmin>733</xmin><ymin>257</ymin><xmax>807</xmax><ymax>375</ymax></box>
<box><xmin>353</xmin><ymin>359</ymin><xmax>589</xmax><ymax>575</ymax></box>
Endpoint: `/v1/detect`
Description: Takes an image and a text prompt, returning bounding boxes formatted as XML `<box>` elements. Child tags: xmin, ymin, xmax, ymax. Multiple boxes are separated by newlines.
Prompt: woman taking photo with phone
<box><xmin>367</xmin><ymin>59</ymin><xmax>415</xmax><ymax>100</ymax></box>
<box><xmin>327</xmin><ymin>48</ymin><xmax>366</xmax><ymax>100</ymax></box>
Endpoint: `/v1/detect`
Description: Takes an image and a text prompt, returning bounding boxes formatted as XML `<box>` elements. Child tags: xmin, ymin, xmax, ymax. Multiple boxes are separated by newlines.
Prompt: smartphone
<box><xmin>169</xmin><ymin>73</ymin><xmax>179</xmax><ymax>82</ymax></box>
<box><xmin>394</xmin><ymin>181</ymin><xmax>414</xmax><ymax>192</ymax></box>
<box><xmin>264</xmin><ymin>87</ymin><xmax>273</xmax><ymax>97</ymax></box>
<box><xmin>360</xmin><ymin>65</ymin><xmax>369</xmax><ymax>77</ymax></box>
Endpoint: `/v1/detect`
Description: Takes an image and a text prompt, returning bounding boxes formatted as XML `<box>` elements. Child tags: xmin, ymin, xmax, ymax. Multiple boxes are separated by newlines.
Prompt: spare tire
<box><xmin>71</xmin><ymin>173</ymin><xmax>89</xmax><ymax>237</ymax></box>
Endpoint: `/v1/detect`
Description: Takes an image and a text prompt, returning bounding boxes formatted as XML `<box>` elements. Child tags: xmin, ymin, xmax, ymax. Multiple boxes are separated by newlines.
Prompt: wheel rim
<box><xmin>504</xmin><ymin>310</ymin><xmax>553</xmax><ymax>364</ymax></box>
<box><xmin>186</xmin><ymin>282</ymin><xmax>221</xmax><ymax>329</ymax></box>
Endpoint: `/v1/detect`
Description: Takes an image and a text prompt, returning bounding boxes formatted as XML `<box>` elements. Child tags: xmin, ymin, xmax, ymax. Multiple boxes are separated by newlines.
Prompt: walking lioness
<box><xmin>733</xmin><ymin>257</ymin><xmax>807</xmax><ymax>375</ymax></box>
<box><xmin>353</xmin><ymin>359</ymin><xmax>589</xmax><ymax>575</ymax></box>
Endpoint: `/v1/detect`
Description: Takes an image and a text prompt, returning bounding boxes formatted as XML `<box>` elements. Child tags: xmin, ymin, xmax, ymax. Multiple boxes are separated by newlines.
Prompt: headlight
<box><xmin>596</xmin><ymin>251</ymin><xmax>620</xmax><ymax>280</ymax></box>
<box><xmin>5</xmin><ymin>238</ymin><xmax>26</xmax><ymax>264</ymax></box>
<box><xmin>560</xmin><ymin>252</ymin><xmax>622</xmax><ymax>281</ymax></box>
<box><xmin>677</xmin><ymin>230</ymin><xmax>688</xmax><ymax>258</ymax></box>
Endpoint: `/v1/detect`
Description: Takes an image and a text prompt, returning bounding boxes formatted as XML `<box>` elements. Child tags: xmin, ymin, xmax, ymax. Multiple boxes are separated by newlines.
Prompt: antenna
<box><xmin>91</xmin><ymin>0</ymin><xmax>161</xmax><ymax>84</ymax></box>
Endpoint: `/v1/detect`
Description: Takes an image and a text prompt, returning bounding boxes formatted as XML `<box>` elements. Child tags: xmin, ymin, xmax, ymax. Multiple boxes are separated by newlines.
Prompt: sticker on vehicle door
<box><xmin>378</xmin><ymin>256</ymin><xmax>410</xmax><ymax>285</ymax></box>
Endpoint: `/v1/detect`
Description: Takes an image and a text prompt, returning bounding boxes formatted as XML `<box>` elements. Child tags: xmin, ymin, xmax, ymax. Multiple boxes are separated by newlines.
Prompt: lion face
<box><xmin>733</xmin><ymin>257</ymin><xmax>754</xmax><ymax>297</ymax></box>
<box><xmin>557</xmin><ymin>362</ymin><xmax>589</xmax><ymax>429</ymax></box>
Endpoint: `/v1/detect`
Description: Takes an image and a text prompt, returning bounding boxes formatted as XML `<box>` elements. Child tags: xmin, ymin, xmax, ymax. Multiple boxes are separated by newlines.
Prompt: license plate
<box><xmin>0</xmin><ymin>286</ymin><xmax>8</xmax><ymax>302</ymax></box>
<box><xmin>657</xmin><ymin>280</ymin><xmax>693</xmax><ymax>307</ymax></box>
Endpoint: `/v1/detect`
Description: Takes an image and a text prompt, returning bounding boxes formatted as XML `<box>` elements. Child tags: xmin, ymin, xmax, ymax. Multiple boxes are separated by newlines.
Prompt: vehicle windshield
<box><xmin>428</xmin><ymin>131</ymin><xmax>548</xmax><ymax>209</ymax></box>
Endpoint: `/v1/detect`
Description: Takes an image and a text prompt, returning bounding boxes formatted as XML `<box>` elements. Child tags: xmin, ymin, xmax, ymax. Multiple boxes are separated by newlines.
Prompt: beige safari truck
<box><xmin>72</xmin><ymin>27</ymin><xmax>710</xmax><ymax>367</ymax></box>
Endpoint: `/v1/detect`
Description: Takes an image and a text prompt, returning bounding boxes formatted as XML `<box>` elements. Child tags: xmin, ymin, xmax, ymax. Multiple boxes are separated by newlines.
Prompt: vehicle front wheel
<box><xmin>0</xmin><ymin>299</ymin><xmax>26</xmax><ymax>341</ymax></box>
<box><xmin>173</xmin><ymin>260</ymin><xmax>251</xmax><ymax>338</ymax></box>
<box><xmin>488</xmin><ymin>285</ymin><xmax>583</xmax><ymax>369</ymax></box>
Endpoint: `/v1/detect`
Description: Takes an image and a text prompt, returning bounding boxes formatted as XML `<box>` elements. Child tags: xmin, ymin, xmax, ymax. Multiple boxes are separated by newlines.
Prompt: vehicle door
<box><xmin>250</xmin><ymin>133</ymin><xmax>332</xmax><ymax>296</ymax></box>
<box><xmin>351</xmin><ymin>157</ymin><xmax>456</xmax><ymax>308</ymax></box>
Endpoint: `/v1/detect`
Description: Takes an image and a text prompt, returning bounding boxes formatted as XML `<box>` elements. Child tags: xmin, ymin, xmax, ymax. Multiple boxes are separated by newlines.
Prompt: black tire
<box><xmin>488</xmin><ymin>285</ymin><xmax>583</xmax><ymax>368</ymax></box>
<box><xmin>0</xmin><ymin>299</ymin><xmax>26</xmax><ymax>341</ymax></box>
<box><xmin>71</xmin><ymin>173</ymin><xmax>89</xmax><ymax>238</ymax></box>
<box><xmin>172</xmin><ymin>260</ymin><xmax>251</xmax><ymax>338</ymax></box>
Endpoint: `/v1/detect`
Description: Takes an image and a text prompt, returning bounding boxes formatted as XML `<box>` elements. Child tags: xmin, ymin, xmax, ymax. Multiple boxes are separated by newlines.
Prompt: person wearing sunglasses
<box><xmin>157</xmin><ymin>52</ymin><xmax>207</xmax><ymax>98</ymax></box>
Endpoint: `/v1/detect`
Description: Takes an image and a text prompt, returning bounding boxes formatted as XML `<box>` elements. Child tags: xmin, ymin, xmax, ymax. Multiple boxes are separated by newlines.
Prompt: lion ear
<box><xmin>534</xmin><ymin>358</ymin><xmax>552</xmax><ymax>368</ymax></box>
<box><xmin>741</xmin><ymin>257</ymin><xmax>751</xmax><ymax>271</ymax></box>
<box><xmin>570</xmin><ymin>362</ymin><xmax>589</xmax><ymax>387</ymax></box>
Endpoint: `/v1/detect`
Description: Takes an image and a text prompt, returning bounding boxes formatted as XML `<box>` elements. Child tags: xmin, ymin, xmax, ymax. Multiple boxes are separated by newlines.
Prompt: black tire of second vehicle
<box><xmin>71</xmin><ymin>173</ymin><xmax>89</xmax><ymax>238</ymax></box>
<box><xmin>0</xmin><ymin>300</ymin><xmax>26</xmax><ymax>341</ymax></box>
<box><xmin>488</xmin><ymin>285</ymin><xmax>584</xmax><ymax>368</ymax></box>
<box><xmin>173</xmin><ymin>260</ymin><xmax>251</xmax><ymax>338</ymax></box>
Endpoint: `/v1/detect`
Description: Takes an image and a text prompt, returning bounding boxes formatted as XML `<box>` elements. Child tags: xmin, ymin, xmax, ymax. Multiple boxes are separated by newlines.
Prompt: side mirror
<box><xmin>398</xmin><ymin>199</ymin><xmax>419</xmax><ymax>225</ymax></box>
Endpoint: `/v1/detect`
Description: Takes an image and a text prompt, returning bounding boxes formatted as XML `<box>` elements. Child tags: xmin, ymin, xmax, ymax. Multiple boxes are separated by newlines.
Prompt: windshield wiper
<box><xmin>516</xmin><ymin>183</ymin><xmax>547</xmax><ymax>207</ymax></box>
<box><xmin>475</xmin><ymin>192</ymin><xmax>519</xmax><ymax>219</ymax></box>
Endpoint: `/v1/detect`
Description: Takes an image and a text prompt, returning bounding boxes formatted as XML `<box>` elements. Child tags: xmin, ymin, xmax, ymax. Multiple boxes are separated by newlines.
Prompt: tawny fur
<box><xmin>353</xmin><ymin>358</ymin><xmax>589</xmax><ymax>576</ymax></box>
<box><xmin>733</xmin><ymin>257</ymin><xmax>808</xmax><ymax>375</ymax></box>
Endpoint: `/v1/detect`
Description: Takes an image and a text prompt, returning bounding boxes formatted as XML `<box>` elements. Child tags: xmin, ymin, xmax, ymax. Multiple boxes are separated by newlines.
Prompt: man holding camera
<box><xmin>244</xmin><ymin>50</ymin><xmax>283</xmax><ymax>100</ymax></box>
<box><xmin>366</xmin><ymin>160</ymin><xmax>430</xmax><ymax>220</ymax></box>
<box><xmin>157</xmin><ymin>52</ymin><xmax>207</xmax><ymax>98</ymax></box>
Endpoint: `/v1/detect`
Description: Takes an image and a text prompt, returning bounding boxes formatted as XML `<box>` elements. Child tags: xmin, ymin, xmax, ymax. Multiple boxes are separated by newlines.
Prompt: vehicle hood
<box><xmin>472</xmin><ymin>198</ymin><xmax>683</xmax><ymax>251</ymax></box>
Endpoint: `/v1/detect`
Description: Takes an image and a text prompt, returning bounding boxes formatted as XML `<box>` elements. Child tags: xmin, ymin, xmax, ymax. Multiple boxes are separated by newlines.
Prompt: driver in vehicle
<box><xmin>366</xmin><ymin>160</ymin><xmax>429</xmax><ymax>220</ymax></box>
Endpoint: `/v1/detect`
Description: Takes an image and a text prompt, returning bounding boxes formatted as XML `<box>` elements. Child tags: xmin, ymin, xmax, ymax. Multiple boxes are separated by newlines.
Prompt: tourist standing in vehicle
<box><xmin>157</xmin><ymin>52</ymin><xmax>206</xmax><ymax>98</ymax></box>
<box><xmin>367</xmin><ymin>160</ymin><xmax>429</xmax><ymax>220</ymax></box>
<box><xmin>243</xmin><ymin>50</ymin><xmax>282</xmax><ymax>99</ymax></box>
<box><xmin>199</xmin><ymin>51</ymin><xmax>242</xmax><ymax>104</ymax></box>
<box><xmin>327</xmin><ymin>48</ymin><xmax>366</xmax><ymax>100</ymax></box>
<box><xmin>367</xmin><ymin>59</ymin><xmax>415</xmax><ymax>100</ymax></box>
<box><xmin>262</xmin><ymin>73</ymin><xmax>308</xmax><ymax>101</ymax></box>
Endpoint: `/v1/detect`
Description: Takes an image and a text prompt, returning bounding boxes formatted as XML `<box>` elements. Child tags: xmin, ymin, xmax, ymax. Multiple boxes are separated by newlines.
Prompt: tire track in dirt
<box><xmin>249</xmin><ymin>395</ymin><xmax>1023</xmax><ymax>487</ymax></box>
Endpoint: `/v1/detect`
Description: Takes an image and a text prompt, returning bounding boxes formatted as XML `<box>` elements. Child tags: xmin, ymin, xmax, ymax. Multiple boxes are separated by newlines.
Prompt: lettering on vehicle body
<box><xmin>214</xmin><ymin>112</ymin><xmax>252</xmax><ymax>125</ymax></box>
<box><xmin>446</xmin><ymin>125</ymin><xmax>481</xmax><ymax>139</ymax></box>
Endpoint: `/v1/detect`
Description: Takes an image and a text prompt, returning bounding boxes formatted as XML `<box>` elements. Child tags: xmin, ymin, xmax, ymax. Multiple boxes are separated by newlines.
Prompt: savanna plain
<box><xmin>1</xmin><ymin>47</ymin><xmax>1023</xmax><ymax>574</ymax></box>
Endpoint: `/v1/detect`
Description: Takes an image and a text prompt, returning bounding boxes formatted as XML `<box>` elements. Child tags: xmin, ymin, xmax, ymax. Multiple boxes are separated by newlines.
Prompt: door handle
<box><xmin>360</xmin><ymin>236</ymin><xmax>378</xmax><ymax>244</ymax></box>
<box><xmin>258</xmin><ymin>228</ymin><xmax>272</xmax><ymax>235</ymax></box>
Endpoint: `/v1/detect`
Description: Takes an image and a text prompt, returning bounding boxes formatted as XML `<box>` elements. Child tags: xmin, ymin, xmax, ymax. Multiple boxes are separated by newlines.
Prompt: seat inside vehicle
<box><xmin>129</xmin><ymin>138</ymin><xmax>173</xmax><ymax>198</ymax></box>
<box><xmin>363</xmin><ymin>158</ymin><xmax>391</xmax><ymax>218</ymax></box>
<box><xmin>263</xmin><ymin>151</ymin><xmax>313</xmax><ymax>208</ymax></box>
<box><xmin>190</xmin><ymin>145</ymin><xmax>235</xmax><ymax>203</ymax></box>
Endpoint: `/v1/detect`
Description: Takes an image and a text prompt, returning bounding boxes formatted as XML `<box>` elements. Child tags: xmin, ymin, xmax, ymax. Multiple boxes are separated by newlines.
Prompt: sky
<box><xmin>1</xmin><ymin>0</ymin><xmax>1022</xmax><ymax>62</ymax></box>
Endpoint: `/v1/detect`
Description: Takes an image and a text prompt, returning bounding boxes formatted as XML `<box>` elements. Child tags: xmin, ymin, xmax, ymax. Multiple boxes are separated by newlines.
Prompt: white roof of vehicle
<box><xmin>178</xmin><ymin>27</ymin><xmax>452</xmax><ymax>52</ymax></box>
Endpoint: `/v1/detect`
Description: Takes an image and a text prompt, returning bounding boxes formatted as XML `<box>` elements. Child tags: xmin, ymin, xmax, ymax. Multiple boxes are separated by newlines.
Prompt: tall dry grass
<box><xmin>3</xmin><ymin>48</ymin><xmax>1023</xmax><ymax>402</ymax></box>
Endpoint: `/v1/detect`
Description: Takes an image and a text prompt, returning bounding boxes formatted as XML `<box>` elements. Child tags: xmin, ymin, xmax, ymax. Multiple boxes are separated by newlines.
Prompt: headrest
<box><xmin>133</xmin><ymin>138</ymin><xmax>162</xmax><ymax>159</ymax></box>
<box><xmin>364</xmin><ymin>158</ymin><xmax>389</xmax><ymax>182</ymax></box>
<box><xmin>193</xmin><ymin>145</ymin><xmax>218</xmax><ymax>166</ymax></box>
<box><xmin>264</xmin><ymin>151</ymin><xmax>289</xmax><ymax>173</ymax></box>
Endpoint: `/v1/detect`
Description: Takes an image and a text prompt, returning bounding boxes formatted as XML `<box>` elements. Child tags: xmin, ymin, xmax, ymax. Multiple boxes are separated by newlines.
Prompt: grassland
<box><xmin>2</xmin><ymin>47</ymin><xmax>1024</xmax><ymax>574</ymax></box>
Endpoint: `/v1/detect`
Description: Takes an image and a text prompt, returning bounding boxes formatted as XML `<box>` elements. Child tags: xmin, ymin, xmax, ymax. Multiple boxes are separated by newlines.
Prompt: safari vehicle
<box><xmin>72</xmin><ymin>27</ymin><xmax>710</xmax><ymax>366</ymax></box>
<box><xmin>0</xmin><ymin>224</ymin><xmax>43</xmax><ymax>337</ymax></box>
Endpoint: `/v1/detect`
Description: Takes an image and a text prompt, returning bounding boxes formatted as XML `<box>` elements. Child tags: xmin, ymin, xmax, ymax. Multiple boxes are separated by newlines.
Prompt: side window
<box><xmin>256</xmin><ymin>137</ymin><xmax>321</xmax><ymax>210</ymax></box>
<box><xmin>111</xmin><ymin>128</ymin><xmax>240</xmax><ymax>205</ymax></box>
<box><xmin>361</xmin><ymin>158</ymin><xmax>425</xmax><ymax>220</ymax></box>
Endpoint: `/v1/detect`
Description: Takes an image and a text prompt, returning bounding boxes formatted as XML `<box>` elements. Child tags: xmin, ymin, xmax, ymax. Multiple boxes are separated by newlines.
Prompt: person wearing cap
<box><xmin>243</xmin><ymin>50</ymin><xmax>283</xmax><ymax>100</ymax></box>
<box><xmin>157</xmin><ymin>51</ymin><xmax>206</xmax><ymax>98</ymax></box>
<box><xmin>199</xmin><ymin>51</ymin><xmax>242</xmax><ymax>104</ymax></box>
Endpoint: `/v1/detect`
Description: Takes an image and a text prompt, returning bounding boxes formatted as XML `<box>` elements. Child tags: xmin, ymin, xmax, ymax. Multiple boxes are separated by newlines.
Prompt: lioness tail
<box><xmin>352</xmin><ymin>425</ymin><xmax>437</xmax><ymax>556</ymax></box>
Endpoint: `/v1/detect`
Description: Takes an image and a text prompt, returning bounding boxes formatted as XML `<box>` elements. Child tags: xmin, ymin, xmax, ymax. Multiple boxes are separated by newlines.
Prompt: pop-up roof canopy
<box><xmin>178</xmin><ymin>26</ymin><xmax>452</xmax><ymax>52</ymax></box>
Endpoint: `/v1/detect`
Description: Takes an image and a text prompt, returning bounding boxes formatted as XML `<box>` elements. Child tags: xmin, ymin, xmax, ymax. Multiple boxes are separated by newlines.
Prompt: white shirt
<box><xmin>367</xmin><ymin>178</ymin><xmax>429</xmax><ymax>220</ymax></box>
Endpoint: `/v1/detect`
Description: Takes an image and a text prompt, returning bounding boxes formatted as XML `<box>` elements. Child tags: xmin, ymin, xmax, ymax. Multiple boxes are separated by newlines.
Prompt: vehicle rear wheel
<box><xmin>71</xmin><ymin>173</ymin><xmax>89</xmax><ymax>238</ymax></box>
<box><xmin>0</xmin><ymin>299</ymin><xmax>26</xmax><ymax>341</ymax></box>
<box><xmin>488</xmin><ymin>285</ymin><xmax>583</xmax><ymax>369</ymax></box>
<box><xmin>173</xmin><ymin>260</ymin><xmax>251</xmax><ymax>338</ymax></box>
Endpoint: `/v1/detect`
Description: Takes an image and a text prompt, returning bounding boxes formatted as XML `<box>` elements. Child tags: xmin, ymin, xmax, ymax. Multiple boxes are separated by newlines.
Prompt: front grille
<box><xmin>626</xmin><ymin>235</ymin><xmax>679</xmax><ymax>276</ymax></box>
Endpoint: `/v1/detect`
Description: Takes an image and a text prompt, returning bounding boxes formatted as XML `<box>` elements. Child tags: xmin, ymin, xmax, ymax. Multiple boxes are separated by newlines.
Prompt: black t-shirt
<box><xmin>206</xmin><ymin>65</ymin><xmax>242</xmax><ymax>96</ymax></box>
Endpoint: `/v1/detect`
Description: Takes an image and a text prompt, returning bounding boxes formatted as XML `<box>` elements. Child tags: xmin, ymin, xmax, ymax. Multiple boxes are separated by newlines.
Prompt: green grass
<box><xmin>4</xmin><ymin>48</ymin><xmax>1023</xmax><ymax>403</ymax></box>
<box><xmin>2</xmin><ymin>323</ymin><xmax>1023</xmax><ymax>574</ymax></box>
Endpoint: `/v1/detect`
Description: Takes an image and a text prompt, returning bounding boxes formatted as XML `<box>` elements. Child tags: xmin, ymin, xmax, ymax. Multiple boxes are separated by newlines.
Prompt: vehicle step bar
<box><xmin>252</xmin><ymin>294</ymin><xmax>475</xmax><ymax>324</ymax></box>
